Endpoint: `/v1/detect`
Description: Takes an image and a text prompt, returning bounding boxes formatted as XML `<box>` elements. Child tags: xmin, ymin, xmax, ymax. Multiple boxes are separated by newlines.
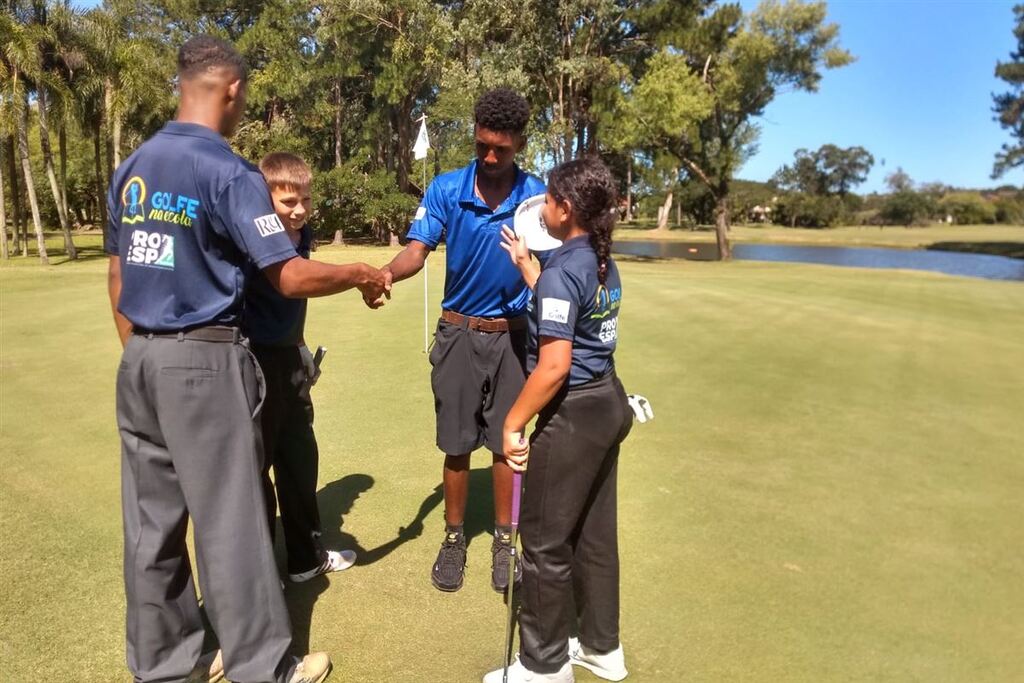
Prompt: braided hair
<box><xmin>547</xmin><ymin>156</ymin><xmax>618</xmax><ymax>284</ymax></box>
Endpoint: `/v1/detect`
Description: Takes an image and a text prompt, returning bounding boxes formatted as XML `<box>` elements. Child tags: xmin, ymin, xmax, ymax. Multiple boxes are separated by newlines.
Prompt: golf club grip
<box><xmin>511</xmin><ymin>471</ymin><xmax>522</xmax><ymax>528</ymax></box>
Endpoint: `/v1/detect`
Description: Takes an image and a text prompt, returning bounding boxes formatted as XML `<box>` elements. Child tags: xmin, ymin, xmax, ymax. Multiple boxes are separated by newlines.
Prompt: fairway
<box><xmin>2</xmin><ymin>247</ymin><xmax>1023</xmax><ymax>682</ymax></box>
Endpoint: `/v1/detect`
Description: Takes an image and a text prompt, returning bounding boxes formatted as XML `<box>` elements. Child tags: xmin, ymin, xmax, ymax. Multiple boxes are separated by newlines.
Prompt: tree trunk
<box><xmin>394</xmin><ymin>97</ymin><xmax>414</xmax><ymax>193</ymax></box>
<box><xmin>37</xmin><ymin>87</ymin><xmax>77</xmax><ymax>259</ymax></box>
<box><xmin>389</xmin><ymin>231</ymin><xmax>399</xmax><ymax>247</ymax></box>
<box><xmin>59</xmin><ymin>124</ymin><xmax>69</xmax><ymax>226</ymax></box>
<box><xmin>0</xmin><ymin>141</ymin><xmax>8</xmax><ymax>260</ymax></box>
<box><xmin>714</xmin><ymin>194</ymin><xmax>732</xmax><ymax>261</ymax></box>
<box><xmin>625</xmin><ymin>158</ymin><xmax>633</xmax><ymax>222</ymax></box>
<box><xmin>104</xmin><ymin>79</ymin><xmax>115</xmax><ymax>181</ymax></box>
<box><xmin>676</xmin><ymin>198</ymin><xmax>682</xmax><ymax>227</ymax></box>
<box><xmin>656</xmin><ymin>191</ymin><xmax>673</xmax><ymax>231</ymax></box>
<box><xmin>333</xmin><ymin>80</ymin><xmax>343</xmax><ymax>168</ymax></box>
<box><xmin>17</xmin><ymin>107</ymin><xmax>49</xmax><ymax>265</ymax></box>
<box><xmin>332</xmin><ymin>229</ymin><xmax>345</xmax><ymax>245</ymax></box>
<box><xmin>94</xmin><ymin>118</ymin><xmax>108</xmax><ymax>241</ymax></box>
<box><xmin>7</xmin><ymin>136</ymin><xmax>24</xmax><ymax>256</ymax></box>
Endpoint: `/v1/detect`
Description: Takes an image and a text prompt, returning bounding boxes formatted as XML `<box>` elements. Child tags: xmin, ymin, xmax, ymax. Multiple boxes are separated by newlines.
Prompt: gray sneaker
<box><xmin>491</xmin><ymin>530</ymin><xmax>522</xmax><ymax>593</ymax></box>
<box><xmin>431</xmin><ymin>530</ymin><xmax>467</xmax><ymax>591</ymax></box>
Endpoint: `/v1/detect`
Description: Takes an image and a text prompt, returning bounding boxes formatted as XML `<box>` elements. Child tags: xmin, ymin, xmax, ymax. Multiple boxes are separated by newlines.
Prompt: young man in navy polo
<box><xmin>382</xmin><ymin>88</ymin><xmax>545</xmax><ymax>592</ymax></box>
<box><xmin>106</xmin><ymin>36</ymin><xmax>388</xmax><ymax>683</ymax></box>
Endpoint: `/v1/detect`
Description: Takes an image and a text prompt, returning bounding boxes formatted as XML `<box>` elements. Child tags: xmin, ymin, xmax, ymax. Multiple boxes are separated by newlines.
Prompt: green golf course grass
<box><xmin>2</xmin><ymin>245</ymin><xmax>1023</xmax><ymax>681</ymax></box>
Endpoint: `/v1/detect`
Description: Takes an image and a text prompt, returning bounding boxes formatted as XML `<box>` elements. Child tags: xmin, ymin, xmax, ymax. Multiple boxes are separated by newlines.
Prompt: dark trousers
<box><xmin>117</xmin><ymin>334</ymin><xmax>297</xmax><ymax>683</ymax></box>
<box><xmin>254</xmin><ymin>345</ymin><xmax>323</xmax><ymax>575</ymax></box>
<box><xmin>518</xmin><ymin>373</ymin><xmax>633</xmax><ymax>674</ymax></box>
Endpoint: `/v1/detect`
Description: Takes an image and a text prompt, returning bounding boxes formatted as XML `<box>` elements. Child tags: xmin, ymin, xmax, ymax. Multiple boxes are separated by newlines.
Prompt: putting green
<box><xmin>2</xmin><ymin>246</ymin><xmax>1022</xmax><ymax>681</ymax></box>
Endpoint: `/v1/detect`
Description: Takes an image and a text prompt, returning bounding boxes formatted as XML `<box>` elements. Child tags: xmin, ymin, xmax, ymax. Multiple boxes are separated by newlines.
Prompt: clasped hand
<box><xmin>503</xmin><ymin>428</ymin><xmax>529</xmax><ymax>472</ymax></box>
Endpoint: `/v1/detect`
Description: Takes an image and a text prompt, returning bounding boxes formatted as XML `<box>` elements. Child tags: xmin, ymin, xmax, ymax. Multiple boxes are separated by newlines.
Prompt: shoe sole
<box><xmin>569</xmin><ymin>657</ymin><xmax>628</xmax><ymax>682</ymax></box>
<box><xmin>431</xmin><ymin>574</ymin><xmax>464</xmax><ymax>592</ymax></box>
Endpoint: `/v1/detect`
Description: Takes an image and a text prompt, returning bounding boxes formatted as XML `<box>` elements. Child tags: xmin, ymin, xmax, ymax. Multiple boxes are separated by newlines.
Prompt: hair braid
<box><xmin>547</xmin><ymin>156</ymin><xmax>618</xmax><ymax>284</ymax></box>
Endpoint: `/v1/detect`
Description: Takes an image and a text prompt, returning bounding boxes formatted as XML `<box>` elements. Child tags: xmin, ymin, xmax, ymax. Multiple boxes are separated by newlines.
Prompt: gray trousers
<box><xmin>117</xmin><ymin>333</ymin><xmax>298</xmax><ymax>683</ymax></box>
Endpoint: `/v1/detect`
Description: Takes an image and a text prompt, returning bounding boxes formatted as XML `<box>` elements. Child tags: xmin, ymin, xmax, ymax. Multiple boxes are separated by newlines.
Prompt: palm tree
<box><xmin>2</xmin><ymin>9</ymin><xmax>49</xmax><ymax>264</ymax></box>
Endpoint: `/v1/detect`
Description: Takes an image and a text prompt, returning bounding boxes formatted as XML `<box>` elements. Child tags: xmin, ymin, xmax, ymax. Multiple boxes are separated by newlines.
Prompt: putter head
<box><xmin>627</xmin><ymin>394</ymin><xmax>654</xmax><ymax>423</ymax></box>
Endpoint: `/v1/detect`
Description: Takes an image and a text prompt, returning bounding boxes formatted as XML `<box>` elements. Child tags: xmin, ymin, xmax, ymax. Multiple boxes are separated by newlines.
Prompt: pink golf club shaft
<box><xmin>511</xmin><ymin>471</ymin><xmax>522</xmax><ymax>528</ymax></box>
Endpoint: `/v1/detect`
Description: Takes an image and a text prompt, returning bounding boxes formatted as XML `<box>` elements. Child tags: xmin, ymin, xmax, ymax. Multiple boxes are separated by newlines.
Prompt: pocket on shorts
<box><xmin>159</xmin><ymin>367</ymin><xmax>220</xmax><ymax>378</ymax></box>
<box><xmin>241</xmin><ymin>345</ymin><xmax>267</xmax><ymax>420</ymax></box>
<box><xmin>428</xmin><ymin>319</ymin><xmax>455</xmax><ymax>367</ymax></box>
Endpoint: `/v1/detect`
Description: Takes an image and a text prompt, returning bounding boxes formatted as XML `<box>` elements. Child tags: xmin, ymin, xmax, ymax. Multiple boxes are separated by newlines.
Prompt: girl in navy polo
<box><xmin>485</xmin><ymin>156</ymin><xmax>633</xmax><ymax>683</ymax></box>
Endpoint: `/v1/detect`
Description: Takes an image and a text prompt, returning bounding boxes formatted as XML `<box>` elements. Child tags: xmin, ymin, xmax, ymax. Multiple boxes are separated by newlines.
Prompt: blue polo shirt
<box><xmin>527</xmin><ymin>235</ymin><xmax>623</xmax><ymax>387</ymax></box>
<box><xmin>243</xmin><ymin>227</ymin><xmax>312</xmax><ymax>346</ymax></box>
<box><xmin>105</xmin><ymin>122</ymin><xmax>297</xmax><ymax>331</ymax></box>
<box><xmin>406</xmin><ymin>160</ymin><xmax>546</xmax><ymax>318</ymax></box>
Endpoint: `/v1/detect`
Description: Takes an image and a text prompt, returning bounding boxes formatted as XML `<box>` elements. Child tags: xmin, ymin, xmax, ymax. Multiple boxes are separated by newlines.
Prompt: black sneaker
<box><xmin>431</xmin><ymin>530</ymin><xmax>467</xmax><ymax>592</ymax></box>
<box><xmin>491</xmin><ymin>530</ymin><xmax>522</xmax><ymax>593</ymax></box>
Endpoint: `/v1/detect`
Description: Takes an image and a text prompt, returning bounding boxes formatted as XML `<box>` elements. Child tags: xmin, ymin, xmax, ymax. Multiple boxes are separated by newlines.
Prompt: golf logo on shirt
<box><xmin>589</xmin><ymin>285</ymin><xmax>621</xmax><ymax>319</ymax></box>
<box><xmin>121</xmin><ymin>176</ymin><xmax>148</xmax><ymax>225</ymax></box>
<box><xmin>541</xmin><ymin>297</ymin><xmax>570</xmax><ymax>324</ymax></box>
<box><xmin>254</xmin><ymin>213</ymin><xmax>286</xmax><ymax>237</ymax></box>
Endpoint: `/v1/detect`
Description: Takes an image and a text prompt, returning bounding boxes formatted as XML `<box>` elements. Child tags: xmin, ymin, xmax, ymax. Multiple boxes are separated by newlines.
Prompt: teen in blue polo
<box><xmin>382</xmin><ymin>89</ymin><xmax>545</xmax><ymax>592</ymax></box>
<box><xmin>105</xmin><ymin>36</ymin><xmax>388</xmax><ymax>683</ymax></box>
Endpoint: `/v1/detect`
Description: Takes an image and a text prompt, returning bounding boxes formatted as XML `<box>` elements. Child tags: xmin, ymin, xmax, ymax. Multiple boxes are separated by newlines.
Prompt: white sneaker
<box><xmin>186</xmin><ymin>649</ymin><xmax>224</xmax><ymax>682</ymax></box>
<box><xmin>568</xmin><ymin>637</ymin><xmax>628</xmax><ymax>681</ymax></box>
<box><xmin>289</xmin><ymin>550</ymin><xmax>357</xmax><ymax>583</ymax></box>
<box><xmin>483</xmin><ymin>655</ymin><xmax>574</xmax><ymax>683</ymax></box>
<box><xmin>288</xmin><ymin>652</ymin><xmax>332</xmax><ymax>683</ymax></box>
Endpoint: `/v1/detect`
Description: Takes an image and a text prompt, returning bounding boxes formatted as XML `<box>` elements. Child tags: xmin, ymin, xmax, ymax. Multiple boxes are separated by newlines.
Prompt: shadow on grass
<box><xmin>926</xmin><ymin>241</ymin><xmax>1024</xmax><ymax>260</ymax></box>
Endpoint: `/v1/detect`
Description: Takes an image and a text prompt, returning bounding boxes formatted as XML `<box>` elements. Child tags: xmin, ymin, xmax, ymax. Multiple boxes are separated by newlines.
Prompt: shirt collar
<box><xmin>160</xmin><ymin>121</ymin><xmax>232</xmax><ymax>152</ymax></box>
<box><xmin>458</xmin><ymin>160</ymin><xmax>531</xmax><ymax>213</ymax></box>
<box><xmin>547</xmin><ymin>234</ymin><xmax>592</xmax><ymax>265</ymax></box>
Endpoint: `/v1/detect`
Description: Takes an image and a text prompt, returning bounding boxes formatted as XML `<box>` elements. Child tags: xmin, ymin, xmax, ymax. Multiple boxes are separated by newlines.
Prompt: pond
<box><xmin>611</xmin><ymin>240</ymin><xmax>1024</xmax><ymax>282</ymax></box>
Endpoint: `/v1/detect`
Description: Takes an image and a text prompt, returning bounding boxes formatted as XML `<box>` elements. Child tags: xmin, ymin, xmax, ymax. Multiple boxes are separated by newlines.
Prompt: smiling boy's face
<box><xmin>270</xmin><ymin>183</ymin><xmax>312</xmax><ymax>232</ymax></box>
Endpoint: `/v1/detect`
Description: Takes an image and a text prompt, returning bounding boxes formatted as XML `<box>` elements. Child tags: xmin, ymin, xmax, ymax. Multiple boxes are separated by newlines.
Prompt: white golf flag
<box><xmin>413</xmin><ymin>118</ymin><xmax>430</xmax><ymax>160</ymax></box>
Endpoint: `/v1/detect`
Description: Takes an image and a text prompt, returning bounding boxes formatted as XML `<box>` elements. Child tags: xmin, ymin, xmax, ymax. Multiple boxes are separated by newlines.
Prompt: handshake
<box><xmin>356</xmin><ymin>264</ymin><xmax>395</xmax><ymax>309</ymax></box>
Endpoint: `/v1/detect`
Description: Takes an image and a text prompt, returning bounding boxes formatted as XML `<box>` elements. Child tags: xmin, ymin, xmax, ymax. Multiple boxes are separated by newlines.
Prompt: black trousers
<box><xmin>518</xmin><ymin>372</ymin><xmax>633</xmax><ymax>674</ymax></box>
<box><xmin>254</xmin><ymin>345</ymin><xmax>323</xmax><ymax>575</ymax></box>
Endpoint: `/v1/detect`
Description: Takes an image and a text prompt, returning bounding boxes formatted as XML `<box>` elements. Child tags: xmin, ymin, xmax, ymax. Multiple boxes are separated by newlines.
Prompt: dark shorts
<box><xmin>429</xmin><ymin>317</ymin><xmax>527</xmax><ymax>455</ymax></box>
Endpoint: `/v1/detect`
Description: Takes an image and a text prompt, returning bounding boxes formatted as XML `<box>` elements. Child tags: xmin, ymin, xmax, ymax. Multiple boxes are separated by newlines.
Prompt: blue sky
<box><xmin>738</xmin><ymin>0</ymin><xmax>1023</xmax><ymax>192</ymax></box>
<box><xmin>76</xmin><ymin>0</ymin><xmax>1021</xmax><ymax>192</ymax></box>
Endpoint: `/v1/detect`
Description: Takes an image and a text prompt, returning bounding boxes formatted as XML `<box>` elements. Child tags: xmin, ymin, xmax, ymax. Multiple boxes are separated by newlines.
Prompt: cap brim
<box><xmin>514</xmin><ymin>194</ymin><xmax>563</xmax><ymax>252</ymax></box>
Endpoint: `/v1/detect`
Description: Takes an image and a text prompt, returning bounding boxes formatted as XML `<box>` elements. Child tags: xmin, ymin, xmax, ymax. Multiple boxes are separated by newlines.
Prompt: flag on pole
<box><xmin>413</xmin><ymin>117</ymin><xmax>431</xmax><ymax>160</ymax></box>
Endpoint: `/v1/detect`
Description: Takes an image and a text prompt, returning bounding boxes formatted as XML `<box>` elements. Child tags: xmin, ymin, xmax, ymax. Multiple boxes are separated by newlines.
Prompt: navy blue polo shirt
<box><xmin>405</xmin><ymin>160</ymin><xmax>546</xmax><ymax>318</ymax></box>
<box><xmin>527</xmin><ymin>235</ymin><xmax>623</xmax><ymax>387</ymax></box>
<box><xmin>243</xmin><ymin>226</ymin><xmax>312</xmax><ymax>346</ymax></box>
<box><xmin>105</xmin><ymin>122</ymin><xmax>298</xmax><ymax>331</ymax></box>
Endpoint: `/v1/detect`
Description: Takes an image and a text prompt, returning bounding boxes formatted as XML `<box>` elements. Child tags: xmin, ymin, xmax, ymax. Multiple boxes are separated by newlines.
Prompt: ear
<box><xmin>515</xmin><ymin>134</ymin><xmax>527</xmax><ymax>154</ymax></box>
<box><xmin>558</xmin><ymin>197</ymin><xmax>573</xmax><ymax>225</ymax></box>
<box><xmin>226</xmin><ymin>78</ymin><xmax>242</xmax><ymax>102</ymax></box>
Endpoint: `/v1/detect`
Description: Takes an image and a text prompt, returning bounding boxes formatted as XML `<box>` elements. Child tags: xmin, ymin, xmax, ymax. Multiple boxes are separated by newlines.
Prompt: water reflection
<box><xmin>611</xmin><ymin>240</ymin><xmax>1024</xmax><ymax>282</ymax></box>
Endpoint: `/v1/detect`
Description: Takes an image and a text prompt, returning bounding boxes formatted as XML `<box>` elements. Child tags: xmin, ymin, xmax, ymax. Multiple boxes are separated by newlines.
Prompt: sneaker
<box><xmin>431</xmin><ymin>530</ymin><xmax>467</xmax><ymax>592</ymax></box>
<box><xmin>491</xmin><ymin>530</ymin><xmax>523</xmax><ymax>593</ymax></box>
<box><xmin>289</xmin><ymin>550</ymin><xmax>357</xmax><ymax>583</ymax></box>
<box><xmin>483</xmin><ymin>656</ymin><xmax>574</xmax><ymax>683</ymax></box>
<box><xmin>186</xmin><ymin>649</ymin><xmax>224</xmax><ymax>683</ymax></box>
<box><xmin>568</xmin><ymin>637</ymin><xmax>628</xmax><ymax>681</ymax></box>
<box><xmin>288</xmin><ymin>652</ymin><xmax>332</xmax><ymax>683</ymax></box>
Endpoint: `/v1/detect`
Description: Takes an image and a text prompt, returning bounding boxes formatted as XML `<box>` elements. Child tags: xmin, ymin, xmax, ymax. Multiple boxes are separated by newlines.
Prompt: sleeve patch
<box><xmin>254</xmin><ymin>213</ymin><xmax>286</xmax><ymax>237</ymax></box>
<box><xmin>541</xmin><ymin>297</ymin><xmax>571</xmax><ymax>323</ymax></box>
<box><xmin>414</xmin><ymin>206</ymin><xmax>427</xmax><ymax>220</ymax></box>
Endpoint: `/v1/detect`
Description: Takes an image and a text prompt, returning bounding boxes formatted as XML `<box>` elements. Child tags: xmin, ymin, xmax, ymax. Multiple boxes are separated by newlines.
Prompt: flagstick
<box><xmin>423</xmin><ymin>151</ymin><xmax>429</xmax><ymax>354</ymax></box>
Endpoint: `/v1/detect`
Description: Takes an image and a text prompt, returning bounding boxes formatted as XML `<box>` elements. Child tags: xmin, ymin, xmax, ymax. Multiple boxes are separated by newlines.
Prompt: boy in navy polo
<box><xmin>245</xmin><ymin>152</ymin><xmax>357</xmax><ymax>583</ymax></box>
<box><xmin>381</xmin><ymin>89</ymin><xmax>545</xmax><ymax>592</ymax></box>
<box><xmin>106</xmin><ymin>36</ymin><xmax>389</xmax><ymax>683</ymax></box>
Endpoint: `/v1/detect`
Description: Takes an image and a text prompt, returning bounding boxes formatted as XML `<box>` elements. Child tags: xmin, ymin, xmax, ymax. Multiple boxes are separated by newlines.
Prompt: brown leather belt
<box><xmin>441</xmin><ymin>309</ymin><xmax>527</xmax><ymax>333</ymax></box>
<box><xmin>133</xmin><ymin>325</ymin><xmax>241</xmax><ymax>343</ymax></box>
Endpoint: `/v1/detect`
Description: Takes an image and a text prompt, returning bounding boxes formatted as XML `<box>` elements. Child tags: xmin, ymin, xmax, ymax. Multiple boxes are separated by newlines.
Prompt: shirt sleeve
<box><xmin>405</xmin><ymin>179</ymin><xmax>448</xmax><ymax>248</ymax></box>
<box><xmin>534</xmin><ymin>266</ymin><xmax>581</xmax><ymax>342</ymax></box>
<box><xmin>104</xmin><ymin>173</ymin><xmax>122</xmax><ymax>255</ymax></box>
<box><xmin>214</xmin><ymin>171</ymin><xmax>298</xmax><ymax>269</ymax></box>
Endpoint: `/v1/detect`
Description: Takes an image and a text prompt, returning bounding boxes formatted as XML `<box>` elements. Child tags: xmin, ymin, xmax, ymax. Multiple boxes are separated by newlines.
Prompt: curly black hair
<box><xmin>178</xmin><ymin>35</ymin><xmax>247</xmax><ymax>82</ymax></box>
<box><xmin>474</xmin><ymin>88</ymin><xmax>530</xmax><ymax>135</ymax></box>
<box><xmin>547</xmin><ymin>156</ymin><xmax>618</xmax><ymax>284</ymax></box>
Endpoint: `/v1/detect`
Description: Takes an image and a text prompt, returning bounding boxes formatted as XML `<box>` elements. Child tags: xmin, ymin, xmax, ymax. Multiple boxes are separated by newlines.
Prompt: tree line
<box><xmin>1</xmin><ymin>0</ymin><xmax>1019</xmax><ymax>266</ymax></box>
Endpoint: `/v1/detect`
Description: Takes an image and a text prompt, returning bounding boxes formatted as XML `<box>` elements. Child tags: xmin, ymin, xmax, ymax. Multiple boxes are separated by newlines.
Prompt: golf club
<box><xmin>502</xmin><ymin>465</ymin><xmax>524</xmax><ymax>682</ymax></box>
